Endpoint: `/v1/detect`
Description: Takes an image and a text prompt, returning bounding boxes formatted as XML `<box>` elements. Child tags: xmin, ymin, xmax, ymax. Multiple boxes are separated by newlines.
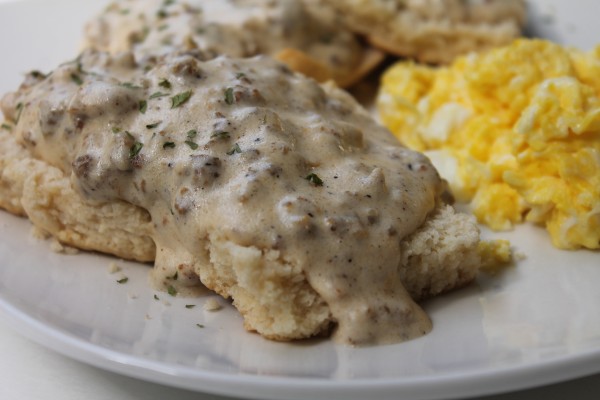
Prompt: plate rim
<box><xmin>2</xmin><ymin>289</ymin><xmax>600</xmax><ymax>400</ymax></box>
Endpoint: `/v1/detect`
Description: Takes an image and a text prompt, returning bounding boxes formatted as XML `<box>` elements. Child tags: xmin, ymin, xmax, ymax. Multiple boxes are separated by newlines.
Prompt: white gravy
<box><xmin>2</xmin><ymin>51</ymin><xmax>444</xmax><ymax>345</ymax></box>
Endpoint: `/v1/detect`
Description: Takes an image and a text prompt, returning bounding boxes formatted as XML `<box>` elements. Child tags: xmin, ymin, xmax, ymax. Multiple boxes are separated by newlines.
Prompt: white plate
<box><xmin>0</xmin><ymin>1</ymin><xmax>599</xmax><ymax>400</ymax></box>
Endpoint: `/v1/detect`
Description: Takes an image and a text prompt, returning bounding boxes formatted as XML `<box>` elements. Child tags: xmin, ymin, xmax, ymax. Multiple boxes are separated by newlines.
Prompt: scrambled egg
<box><xmin>378</xmin><ymin>39</ymin><xmax>600</xmax><ymax>250</ymax></box>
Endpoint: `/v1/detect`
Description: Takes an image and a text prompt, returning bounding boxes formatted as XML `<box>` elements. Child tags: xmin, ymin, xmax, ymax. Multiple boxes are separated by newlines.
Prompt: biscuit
<box><xmin>1</xmin><ymin>51</ymin><xmax>483</xmax><ymax>344</ymax></box>
<box><xmin>0</xmin><ymin>128</ymin><xmax>156</xmax><ymax>262</ymax></box>
<box><xmin>83</xmin><ymin>0</ymin><xmax>384</xmax><ymax>87</ymax></box>
<box><xmin>324</xmin><ymin>0</ymin><xmax>527</xmax><ymax>64</ymax></box>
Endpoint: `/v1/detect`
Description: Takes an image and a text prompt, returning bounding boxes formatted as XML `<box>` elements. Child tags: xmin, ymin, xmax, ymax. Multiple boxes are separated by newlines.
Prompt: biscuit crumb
<box><xmin>49</xmin><ymin>238</ymin><xmax>80</xmax><ymax>255</ymax></box>
<box><xmin>514</xmin><ymin>251</ymin><xmax>527</xmax><ymax>261</ymax></box>
<box><xmin>203</xmin><ymin>298</ymin><xmax>222</xmax><ymax>312</ymax></box>
<box><xmin>30</xmin><ymin>225</ymin><xmax>51</xmax><ymax>240</ymax></box>
<box><xmin>108</xmin><ymin>262</ymin><xmax>122</xmax><ymax>274</ymax></box>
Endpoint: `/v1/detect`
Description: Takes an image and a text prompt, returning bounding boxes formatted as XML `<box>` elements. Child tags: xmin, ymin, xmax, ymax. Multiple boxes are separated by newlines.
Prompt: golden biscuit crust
<box><xmin>323</xmin><ymin>0</ymin><xmax>526</xmax><ymax>64</ymax></box>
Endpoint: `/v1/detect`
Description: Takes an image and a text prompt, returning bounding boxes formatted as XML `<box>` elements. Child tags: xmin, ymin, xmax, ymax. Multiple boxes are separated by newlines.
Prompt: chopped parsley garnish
<box><xmin>158</xmin><ymin>78</ymin><xmax>172</xmax><ymax>89</ymax></box>
<box><xmin>70</xmin><ymin>73</ymin><xmax>83</xmax><ymax>85</ymax></box>
<box><xmin>167</xmin><ymin>285</ymin><xmax>177</xmax><ymax>296</ymax></box>
<box><xmin>226</xmin><ymin>143</ymin><xmax>242</xmax><ymax>155</ymax></box>
<box><xmin>146</xmin><ymin>122</ymin><xmax>161</xmax><ymax>129</ymax></box>
<box><xmin>170</xmin><ymin>271</ymin><xmax>178</xmax><ymax>280</ymax></box>
<box><xmin>112</xmin><ymin>127</ymin><xmax>122</xmax><ymax>134</ymax></box>
<box><xmin>224</xmin><ymin>87</ymin><xmax>235</xmax><ymax>105</ymax></box>
<box><xmin>211</xmin><ymin>131</ymin><xmax>230</xmax><ymax>140</ymax></box>
<box><xmin>185</xmin><ymin>305</ymin><xmax>195</xmax><ymax>309</ymax></box>
<box><xmin>125</xmin><ymin>131</ymin><xmax>135</xmax><ymax>140</ymax></box>
<box><xmin>196</xmin><ymin>324</ymin><xmax>205</xmax><ymax>328</ymax></box>
<box><xmin>154</xmin><ymin>294</ymin><xmax>160</xmax><ymax>300</ymax></box>
<box><xmin>186</xmin><ymin>129</ymin><xmax>197</xmax><ymax>139</ymax></box>
<box><xmin>15</xmin><ymin>103</ymin><xmax>23</xmax><ymax>124</ymax></box>
<box><xmin>132</xmin><ymin>26</ymin><xmax>150</xmax><ymax>44</ymax></box>
<box><xmin>305</xmin><ymin>173</ymin><xmax>324</xmax><ymax>186</ymax></box>
<box><xmin>117</xmin><ymin>277</ymin><xmax>129</xmax><ymax>284</ymax></box>
<box><xmin>139</xmin><ymin>100</ymin><xmax>148</xmax><ymax>114</ymax></box>
<box><xmin>149</xmin><ymin>91</ymin><xmax>169</xmax><ymax>99</ymax></box>
<box><xmin>30</xmin><ymin>70</ymin><xmax>47</xmax><ymax>79</ymax></box>
<box><xmin>157</xmin><ymin>9</ymin><xmax>168</xmax><ymax>18</ymax></box>
<box><xmin>158</xmin><ymin>24</ymin><xmax>169</xmax><ymax>31</ymax></box>
<box><xmin>171</xmin><ymin>90</ymin><xmax>192</xmax><ymax>108</ymax></box>
<box><xmin>185</xmin><ymin>140</ymin><xmax>199</xmax><ymax>150</ymax></box>
<box><xmin>1</xmin><ymin>123</ymin><xmax>12</xmax><ymax>131</ymax></box>
<box><xmin>163</xmin><ymin>141</ymin><xmax>176</xmax><ymax>149</ymax></box>
<box><xmin>163</xmin><ymin>0</ymin><xmax>175</xmax><ymax>6</ymax></box>
<box><xmin>235</xmin><ymin>72</ymin><xmax>246</xmax><ymax>79</ymax></box>
<box><xmin>129</xmin><ymin>142</ymin><xmax>143</xmax><ymax>158</ymax></box>
<box><xmin>120</xmin><ymin>82</ymin><xmax>142</xmax><ymax>89</ymax></box>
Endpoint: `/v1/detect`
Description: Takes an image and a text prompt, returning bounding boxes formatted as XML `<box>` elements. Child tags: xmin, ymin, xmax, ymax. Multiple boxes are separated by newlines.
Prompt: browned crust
<box><xmin>275</xmin><ymin>46</ymin><xmax>385</xmax><ymax>88</ymax></box>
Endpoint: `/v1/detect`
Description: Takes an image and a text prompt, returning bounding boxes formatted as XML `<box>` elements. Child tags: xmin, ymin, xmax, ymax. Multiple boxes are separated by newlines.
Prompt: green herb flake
<box><xmin>30</xmin><ymin>70</ymin><xmax>47</xmax><ymax>80</ymax></box>
<box><xmin>167</xmin><ymin>285</ymin><xmax>177</xmax><ymax>296</ymax></box>
<box><xmin>157</xmin><ymin>9</ymin><xmax>168</xmax><ymax>18</ymax></box>
<box><xmin>305</xmin><ymin>173</ymin><xmax>324</xmax><ymax>186</ymax></box>
<box><xmin>211</xmin><ymin>131</ymin><xmax>230</xmax><ymax>140</ymax></box>
<box><xmin>71</xmin><ymin>73</ymin><xmax>83</xmax><ymax>85</ymax></box>
<box><xmin>117</xmin><ymin>277</ymin><xmax>129</xmax><ymax>284</ymax></box>
<box><xmin>15</xmin><ymin>103</ymin><xmax>23</xmax><ymax>124</ymax></box>
<box><xmin>163</xmin><ymin>0</ymin><xmax>175</xmax><ymax>6</ymax></box>
<box><xmin>235</xmin><ymin>72</ymin><xmax>246</xmax><ymax>79</ymax></box>
<box><xmin>186</xmin><ymin>129</ymin><xmax>197</xmax><ymax>139</ymax></box>
<box><xmin>171</xmin><ymin>90</ymin><xmax>192</xmax><ymax>108</ymax></box>
<box><xmin>157</xmin><ymin>24</ymin><xmax>169</xmax><ymax>31</ymax></box>
<box><xmin>154</xmin><ymin>294</ymin><xmax>160</xmax><ymax>300</ymax></box>
<box><xmin>226</xmin><ymin>143</ymin><xmax>242</xmax><ymax>155</ymax></box>
<box><xmin>1</xmin><ymin>123</ymin><xmax>12</xmax><ymax>131</ymax></box>
<box><xmin>146</xmin><ymin>122</ymin><xmax>161</xmax><ymax>129</ymax></box>
<box><xmin>185</xmin><ymin>305</ymin><xmax>195</xmax><ymax>309</ymax></box>
<box><xmin>158</xmin><ymin>78</ymin><xmax>172</xmax><ymax>89</ymax></box>
<box><xmin>112</xmin><ymin>127</ymin><xmax>122</xmax><ymax>134</ymax></box>
<box><xmin>129</xmin><ymin>142</ymin><xmax>144</xmax><ymax>158</ymax></box>
<box><xmin>163</xmin><ymin>141</ymin><xmax>176</xmax><ymax>149</ymax></box>
<box><xmin>125</xmin><ymin>130</ymin><xmax>135</xmax><ymax>140</ymax></box>
<box><xmin>185</xmin><ymin>140</ymin><xmax>199</xmax><ymax>150</ymax></box>
<box><xmin>132</xmin><ymin>26</ymin><xmax>150</xmax><ymax>44</ymax></box>
<box><xmin>120</xmin><ymin>8</ymin><xmax>130</xmax><ymax>15</ymax></box>
<box><xmin>139</xmin><ymin>100</ymin><xmax>148</xmax><ymax>114</ymax></box>
<box><xmin>120</xmin><ymin>82</ymin><xmax>142</xmax><ymax>89</ymax></box>
<box><xmin>196</xmin><ymin>323</ymin><xmax>205</xmax><ymax>328</ymax></box>
<box><xmin>224</xmin><ymin>87</ymin><xmax>235</xmax><ymax>105</ymax></box>
<box><xmin>149</xmin><ymin>91</ymin><xmax>169</xmax><ymax>99</ymax></box>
